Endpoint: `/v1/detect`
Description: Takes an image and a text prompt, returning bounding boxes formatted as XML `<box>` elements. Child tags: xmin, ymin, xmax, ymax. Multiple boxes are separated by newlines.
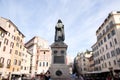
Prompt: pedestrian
<box><xmin>79</xmin><ymin>75</ymin><xmax>84</xmax><ymax>80</ymax></box>
<box><xmin>106</xmin><ymin>74</ymin><xmax>112</xmax><ymax>80</ymax></box>
<box><xmin>113</xmin><ymin>73</ymin><xmax>120</xmax><ymax>80</ymax></box>
<box><xmin>44</xmin><ymin>71</ymin><xmax>51</xmax><ymax>80</ymax></box>
<box><xmin>40</xmin><ymin>73</ymin><xmax>45</xmax><ymax>80</ymax></box>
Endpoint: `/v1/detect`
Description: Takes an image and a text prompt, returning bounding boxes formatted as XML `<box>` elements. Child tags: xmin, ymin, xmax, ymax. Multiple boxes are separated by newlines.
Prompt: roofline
<box><xmin>96</xmin><ymin>11</ymin><xmax>120</xmax><ymax>34</ymax></box>
<box><xmin>0</xmin><ymin>26</ymin><xmax>7</xmax><ymax>33</ymax></box>
<box><xmin>1</xmin><ymin>17</ymin><xmax>25</xmax><ymax>37</ymax></box>
<box><xmin>25</xmin><ymin>36</ymin><xmax>37</xmax><ymax>45</ymax></box>
<box><xmin>7</xmin><ymin>20</ymin><xmax>25</xmax><ymax>37</ymax></box>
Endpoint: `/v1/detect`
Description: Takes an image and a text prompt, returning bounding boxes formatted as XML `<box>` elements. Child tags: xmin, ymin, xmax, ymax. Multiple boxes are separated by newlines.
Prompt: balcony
<box><xmin>0</xmin><ymin>63</ymin><xmax>4</xmax><ymax>68</ymax></box>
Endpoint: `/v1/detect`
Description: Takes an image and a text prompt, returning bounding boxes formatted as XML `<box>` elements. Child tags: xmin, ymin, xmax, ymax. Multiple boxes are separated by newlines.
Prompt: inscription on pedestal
<box><xmin>54</xmin><ymin>56</ymin><xmax>64</xmax><ymax>64</ymax></box>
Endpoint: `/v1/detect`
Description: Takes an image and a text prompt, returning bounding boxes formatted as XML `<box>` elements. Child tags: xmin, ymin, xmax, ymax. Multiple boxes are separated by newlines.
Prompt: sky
<box><xmin>0</xmin><ymin>0</ymin><xmax>120</xmax><ymax>58</ymax></box>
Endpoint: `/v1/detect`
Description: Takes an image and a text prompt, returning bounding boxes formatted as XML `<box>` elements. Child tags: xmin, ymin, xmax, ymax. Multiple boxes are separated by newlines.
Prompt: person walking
<box><xmin>44</xmin><ymin>71</ymin><xmax>51</xmax><ymax>80</ymax></box>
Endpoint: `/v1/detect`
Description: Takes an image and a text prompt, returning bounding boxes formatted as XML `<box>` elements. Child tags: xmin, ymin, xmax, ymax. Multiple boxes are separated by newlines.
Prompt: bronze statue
<box><xmin>55</xmin><ymin>19</ymin><xmax>65</xmax><ymax>42</ymax></box>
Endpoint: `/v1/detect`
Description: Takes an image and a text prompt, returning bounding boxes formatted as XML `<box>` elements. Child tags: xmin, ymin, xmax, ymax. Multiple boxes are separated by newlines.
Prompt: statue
<box><xmin>55</xmin><ymin>19</ymin><xmax>65</xmax><ymax>42</ymax></box>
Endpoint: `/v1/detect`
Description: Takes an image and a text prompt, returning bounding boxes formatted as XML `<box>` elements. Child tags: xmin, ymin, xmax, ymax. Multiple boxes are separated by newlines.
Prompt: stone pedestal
<box><xmin>49</xmin><ymin>42</ymin><xmax>70</xmax><ymax>79</ymax></box>
<box><xmin>50</xmin><ymin>64</ymin><xmax>70</xmax><ymax>79</ymax></box>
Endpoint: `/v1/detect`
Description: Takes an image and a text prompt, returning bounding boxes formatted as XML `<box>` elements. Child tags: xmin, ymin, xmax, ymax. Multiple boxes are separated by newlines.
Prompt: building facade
<box><xmin>0</xmin><ymin>17</ymin><xmax>31</xmax><ymax>79</ymax></box>
<box><xmin>0</xmin><ymin>26</ymin><xmax>7</xmax><ymax>78</ymax></box>
<box><xmin>74</xmin><ymin>50</ymin><xmax>92</xmax><ymax>75</ymax></box>
<box><xmin>20</xmin><ymin>47</ymin><xmax>32</xmax><ymax>74</ymax></box>
<box><xmin>91</xmin><ymin>11</ymin><xmax>120</xmax><ymax>73</ymax></box>
<box><xmin>25</xmin><ymin>36</ymin><xmax>51</xmax><ymax>76</ymax></box>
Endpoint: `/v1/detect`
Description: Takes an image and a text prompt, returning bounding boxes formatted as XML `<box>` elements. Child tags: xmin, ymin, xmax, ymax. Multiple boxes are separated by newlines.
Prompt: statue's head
<box><xmin>56</xmin><ymin>19</ymin><xmax>63</xmax><ymax>28</ymax></box>
<box><xmin>58</xmin><ymin>19</ymin><xmax>62</xmax><ymax>23</ymax></box>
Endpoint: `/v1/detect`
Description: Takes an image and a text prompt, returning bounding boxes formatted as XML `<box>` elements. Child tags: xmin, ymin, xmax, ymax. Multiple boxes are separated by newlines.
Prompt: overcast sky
<box><xmin>0</xmin><ymin>0</ymin><xmax>120</xmax><ymax>58</ymax></box>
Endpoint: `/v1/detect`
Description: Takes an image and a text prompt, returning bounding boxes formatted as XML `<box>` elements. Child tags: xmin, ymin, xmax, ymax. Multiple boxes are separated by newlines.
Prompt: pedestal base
<box><xmin>49</xmin><ymin>64</ymin><xmax>70</xmax><ymax>79</ymax></box>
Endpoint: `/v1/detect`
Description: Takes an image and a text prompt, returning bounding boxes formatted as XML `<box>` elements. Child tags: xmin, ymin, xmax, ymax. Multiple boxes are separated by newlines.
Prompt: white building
<box><xmin>74</xmin><ymin>50</ymin><xmax>92</xmax><ymax>75</ymax></box>
<box><xmin>0</xmin><ymin>17</ymin><xmax>31</xmax><ymax>79</ymax></box>
<box><xmin>91</xmin><ymin>11</ymin><xmax>120</xmax><ymax>73</ymax></box>
<box><xmin>25</xmin><ymin>36</ymin><xmax>51</xmax><ymax>75</ymax></box>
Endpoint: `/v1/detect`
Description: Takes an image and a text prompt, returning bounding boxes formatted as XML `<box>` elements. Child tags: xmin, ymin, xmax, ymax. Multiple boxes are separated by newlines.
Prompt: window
<box><xmin>105</xmin><ymin>63</ymin><xmax>107</xmax><ymax>68</ymax></box>
<box><xmin>20</xmin><ymin>45</ymin><xmax>22</xmax><ymax>49</ymax></box>
<box><xmin>18</xmin><ymin>61</ymin><xmax>21</xmax><ymax>66</ymax></box>
<box><xmin>110</xmin><ymin>42</ymin><xmax>112</xmax><ymax>47</ymax></box>
<box><xmin>107</xmin><ymin>33</ymin><xmax>111</xmax><ymax>39</ymax></box>
<box><xmin>102</xmin><ymin>64</ymin><xmax>104</xmax><ymax>68</ymax></box>
<box><xmin>103</xmin><ymin>30</ymin><xmax>105</xmax><ymax>35</ymax></box>
<box><xmin>44</xmin><ymin>52</ymin><xmax>45</xmax><ymax>54</ymax></box>
<box><xmin>114</xmin><ymin>38</ymin><xmax>117</xmax><ymax>44</ymax></box>
<box><xmin>116</xmin><ymin>48</ymin><xmax>120</xmax><ymax>55</ymax></box>
<box><xmin>83</xmin><ymin>59</ymin><xmax>85</xmax><ymax>61</ymax></box>
<box><xmin>46</xmin><ymin>62</ymin><xmax>48</xmax><ymax>66</ymax></box>
<box><xmin>8</xmin><ymin>24</ymin><xmax>11</xmax><ymax>28</ymax></box>
<box><xmin>106</xmin><ymin>25</ymin><xmax>109</xmax><ymax>31</ymax></box>
<box><xmin>10</xmin><ymin>42</ymin><xmax>14</xmax><ymax>48</ymax></box>
<box><xmin>111</xmin><ymin>29</ymin><xmax>115</xmax><ymax>36</ymax></box>
<box><xmin>26</xmin><ymin>55</ymin><xmax>27</xmax><ymax>57</ymax></box>
<box><xmin>102</xmin><ymin>47</ymin><xmax>104</xmax><ymax>52</ymax></box>
<box><xmin>101</xmin><ymin>40</ymin><xmax>103</xmax><ymax>45</ymax></box>
<box><xmin>3</xmin><ymin>46</ymin><xmax>6</xmax><ymax>51</ymax></box>
<box><xmin>100</xmin><ymin>56</ymin><xmax>103</xmax><ymax>61</ymax></box>
<box><xmin>14</xmin><ymin>59</ymin><xmax>17</xmax><ymax>65</ymax></box>
<box><xmin>111</xmin><ymin>50</ymin><xmax>115</xmax><ymax>57</ymax></box>
<box><xmin>99</xmin><ymin>49</ymin><xmax>101</xmax><ymax>54</ymax></box>
<box><xmin>113</xmin><ymin>60</ymin><xmax>116</xmax><ymax>65</ymax></box>
<box><xmin>0</xmin><ymin>31</ymin><xmax>5</xmax><ymax>37</ymax></box>
<box><xmin>0</xmin><ymin>42</ymin><xmax>1</xmax><ymax>47</ymax></box>
<box><xmin>14</xmin><ymin>29</ymin><xmax>16</xmax><ymax>32</ymax></box>
<box><xmin>0</xmin><ymin>57</ymin><xmax>4</xmax><ymax>63</ymax></box>
<box><xmin>16</xmin><ymin>36</ymin><xmax>20</xmax><ymax>41</ymax></box>
<box><xmin>98</xmin><ymin>42</ymin><xmax>100</xmax><ymax>47</ymax></box>
<box><xmin>4</xmin><ymin>38</ymin><xmax>8</xmax><ymax>45</ymax></box>
<box><xmin>104</xmin><ymin>37</ymin><xmax>106</xmax><ymax>42</ymax></box>
<box><xmin>109</xmin><ymin>61</ymin><xmax>111</xmax><ymax>66</ymax></box>
<box><xmin>19</xmin><ymin>52</ymin><xmax>21</xmax><ymax>56</ymax></box>
<box><xmin>106</xmin><ymin>52</ymin><xmax>110</xmax><ymax>59</ymax></box>
<box><xmin>21</xmin><ymin>66</ymin><xmax>23</xmax><ymax>69</ymax></box>
<box><xmin>15</xmin><ymin>50</ymin><xmax>18</xmax><ymax>55</ymax></box>
<box><xmin>106</xmin><ymin>44</ymin><xmax>108</xmax><ymax>50</ymax></box>
<box><xmin>39</xmin><ymin>62</ymin><xmax>41</xmax><ymax>67</ymax></box>
<box><xmin>43</xmin><ymin>62</ymin><xmax>45</xmax><ymax>66</ymax></box>
<box><xmin>103</xmin><ymin>55</ymin><xmax>106</xmax><ymax>60</ymax></box>
<box><xmin>12</xmin><ymin>68</ymin><xmax>15</xmax><ymax>71</ymax></box>
<box><xmin>7</xmin><ymin>59</ymin><xmax>11</xmax><ymax>65</ymax></box>
<box><xmin>7</xmin><ymin>32</ymin><xmax>10</xmax><ymax>36</ymax></box>
<box><xmin>84</xmin><ymin>68</ymin><xmax>86</xmax><ymax>71</ymax></box>
<box><xmin>24</xmin><ymin>67</ymin><xmax>26</xmax><ymax>70</ymax></box>
<box><xmin>16</xmin><ymin>43</ymin><xmax>19</xmax><ymax>47</ymax></box>
<box><xmin>109</xmin><ymin>21</ymin><xmax>114</xmax><ymax>28</ymax></box>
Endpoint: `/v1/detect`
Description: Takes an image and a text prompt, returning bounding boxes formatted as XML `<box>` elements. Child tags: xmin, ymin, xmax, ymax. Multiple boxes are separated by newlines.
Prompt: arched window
<box><xmin>7</xmin><ymin>59</ymin><xmax>11</xmax><ymax>65</ymax></box>
<box><xmin>14</xmin><ymin>59</ymin><xmax>17</xmax><ymax>65</ymax></box>
<box><xmin>0</xmin><ymin>57</ymin><xmax>4</xmax><ymax>63</ymax></box>
<box><xmin>46</xmin><ymin>62</ymin><xmax>48</xmax><ymax>66</ymax></box>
